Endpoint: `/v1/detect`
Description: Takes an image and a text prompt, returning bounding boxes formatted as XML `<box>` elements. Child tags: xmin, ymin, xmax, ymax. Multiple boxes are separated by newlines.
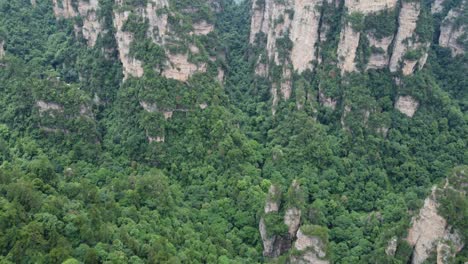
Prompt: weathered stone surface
<box><xmin>389</xmin><ymin>2</ymin><xmax>428</xmax><ymax>75</ymax></box>
<box><xmin>265</xmin><ymin>185</ymin><xmax>280</xmax><ymax>214</ymax></box>
<box><xmin>385</xmin><ymin>236</ymin><xmax>398</xmax><ymax>256</ymax></box>
<box><xmin>366</xmin><ymin>35</ymin><xmax>393</xmax><ymax>69</ymax></box>
<box><xmin>163</xmin><ymin>53</ymin><xmax>206</xmax><ymax>82</ymax></box>
<box><xmin>395</xmin><ymin>95</ymin><xmax>419</xmax><ymax>118</ymax></box>
<box><xmin>290</xmin><ymin>0</ymin><xmax>322</xmax><ymax>73</ymax></box>
<box><xmin>113</xmin><ymin>11</ymin><xmax>144</xmax><ymax>79</ymax></box>
<box><xmin>407</xmin><ymin>188</ymin><xmax>447</xmax><ymax>264</ymax></box>
<box><xmin>52</xmin><ymin>0</ymin><xmax>103</xmax><ymax>47</ymax></box>
<box><xmin>0</xmin><ymin>41</ymin><xmax>4</xmax><ymax>59</ymax></box>
<box><xmin>439</xmin><ymin>3</ymin><xmax>467</xmax><ymax>56</ymax></box>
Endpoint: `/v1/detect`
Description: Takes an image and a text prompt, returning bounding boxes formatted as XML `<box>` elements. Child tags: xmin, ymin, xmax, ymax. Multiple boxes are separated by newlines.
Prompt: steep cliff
<box><xmin>52</xmin><ymin>0</ymin><xmax>103</xmax><ymax>47</ymax></box>
<box><xmin>52</xmin><ymin>0</ymin><xmax>216</xmax><ymax>82</ymax></box>
<box><xmin>337</xmin><ymin>0</ymin><xmax>397</xmax><ymax>74</ymax></box>
<box><xmin>259</xmin><ymin>182</ymin><xmax>330</xmax><ymax>263</ymax></box>
<box><xmin>0</xmin><ymin>40</ymin><xmax>4</xmax><ymax>59</ymax></box>
<box><xmin>439</xmin><ymin>1</ymin><xmax>467</xmax><ymax>56</ymax></box>
<box><xmin>389</xmin><ymin>2</ymin><xmax>428</xmax><ymax>75</ymax></box>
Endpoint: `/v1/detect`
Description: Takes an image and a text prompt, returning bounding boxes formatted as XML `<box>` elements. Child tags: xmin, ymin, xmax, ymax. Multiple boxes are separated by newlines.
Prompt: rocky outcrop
<box><xmin>290</xmin><ymin>0</ymin><xmax>322</xmax><ymax>73</ymax></box>
<box><xmin>0</xmin><ymin>41</ymin><xmax>4</xmax><ymax>59</ymax></box>
<box><xmin>319</xmin><ymin>91</ymin><xmax>337</xmax><ymax>109</ymax></box>
<box><xmin>264</xmin><ymin>185</ymin><xmax>280</xmax><ymax>214</ymax></box>
<box><xmin>439</xmin><ymin>2</ymin><xmax>467</xmax><ymax>56</ymax></box>
<box><xmin>291</xmin><ymin>227</ymin><xmax>329</xmax><ymax>264</ymax></box>
<box><xmin>366</xmin><ymin>35</ymin><xmax>393</xmax><ymax>69</ymax></box>
<box><xmin>250</xmin><ymin>0</ymin><xmax>323</xmax><ymax>108</ymax></box>
<box><xmin>162</xmin><ymin>53</ymin><xmax>206</xmax><ymax>82</ymax></box>
<box><xmin>385</xmin><ymin>236</ymin><xmax>398</xmax><ymax>256</ymax></box>
<box><xmin>192</xmin><ymin>21</ymin><xmax>214</xmax><ymax>35</ymax></box>
<box><xmin>36</xmin><ymin>101</ymin><xmax>64</xmax><ymax>116</ymax></box>
<box><xmin>389</xmin><ymin>2</ymin><xmax>428</xmax><ymax>75</ymax></box>
<box><xmin>337</xmin><ymin>23</ymin><xmax>361</xmax><ymax>74</ymax></box>
<box><xmin>395</xmin><ymin>95</ymin><xmax>418</xmax><ymax>118</ymax></box>
<box><xmin>52</xmin><ymin>0</ymin><xmax>103</xmax><ymax>47</ymax></box>
<box><xmin>344</xmin><ymin>0</ymin><xmax>397</xmax><ymax>13</ymax></box>
<box><xmin>432</xmin><ymin>0</ymin><xmax>445</xmax><ymax>14</ymax></box>
<box><xmin>113</xmin><ymin>11</ymin><xmax>144</xmax><ymax>79</ymax></box>
<box><xmin>337</xmin><ymin>0</ymin><xmax>397</xmax><ymax>74</ymax></box>
<box><xmin>407</xmin><ymin>187</ymin><xmax>464</xmax><ymax>264</ymax></box>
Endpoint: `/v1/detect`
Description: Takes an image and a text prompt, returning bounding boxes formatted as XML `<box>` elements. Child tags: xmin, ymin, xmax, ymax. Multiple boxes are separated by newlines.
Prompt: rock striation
<box><xmin>259</xmin><ymin>182</ymin><xmax>329</xmax><ymax>263</ymax></box>
<box><xmin>52</xmin><ymin>0</ymin><xmax>103</xmax><ymax>47</ymax></box>
<box><xmin>407</xmin><ymin>187</ymin><xmax>464</xmax><ymax>264</ymax></box>
<box><xmin>439</xmin><ymin>1</ymin><xmax>467</xmax><ymax>56</ymax></box>
<box><xmin>389</xmin><ymin>2</ymin><xmax>428</xmax><ymax>75</ymax></box>
<box><xmin>0</xmin><ymin>41</ymin><xmax>4</xmax><ymax>59</ymax></box>
<box><xmin>337</xmin><ymin>0</ymin><xmax>397</xmax><ymax>74</ymax></box>
<box><xmin>395</xmin><ymin>95</ymin><xmax>419</xmax><ymax>118</ymax></box>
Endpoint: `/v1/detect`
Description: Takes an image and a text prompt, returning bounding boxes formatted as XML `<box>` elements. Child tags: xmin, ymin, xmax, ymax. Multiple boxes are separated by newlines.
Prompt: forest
<box><xmin>0</xmin><ymin>0</ymin><xmax>466</xmax><ymax>263</ymax></box>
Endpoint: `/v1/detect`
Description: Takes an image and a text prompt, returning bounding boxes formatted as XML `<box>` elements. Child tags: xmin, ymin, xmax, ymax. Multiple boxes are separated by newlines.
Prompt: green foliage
<box><xmin>364</xmin><ymin>9</ymin><xmax>397</xmax><ymax>39</ymax></box>
<box><xmin>347</xmin><ymin>12</ymin><xmax>365</xmax><ymax>32</ymax></box>
<box><xmin>0</xmin><ymin>0</ymin><xmax>466</xmax><ymax>263</ymax></box>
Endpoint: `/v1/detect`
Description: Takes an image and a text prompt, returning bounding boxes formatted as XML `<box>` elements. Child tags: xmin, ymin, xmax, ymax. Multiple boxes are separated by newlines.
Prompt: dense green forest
<box><xmin>0</xmin><ymin>0</ymin><xmax>466</xmax><ymax>263</ymax></box>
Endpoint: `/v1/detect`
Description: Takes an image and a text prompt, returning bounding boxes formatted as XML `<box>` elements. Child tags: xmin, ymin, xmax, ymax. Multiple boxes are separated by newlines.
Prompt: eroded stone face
<box><xmin>439</xmin><ymin>4</ymin><xmax>467</xmax><ymax>56</ymax></box>
<box><xmin>407</xmin><ymin>189</ymin><xmax>445</xmax><ymax>264</ymax></box>
<box><xmin>366</xmin><ymin>35</ymin><xmax>393</xmax><ymax>70</ymax></box>
<box><xmin>0</xmin><ymin>41</ymin><xmax>4</xmax><ymax>59</ymax></box>
<box><xmin>294</xmin><ymin>229</ymin><xmax>327</xmax><ymax>258</ymax></box>
<box><xmin>264</xmin><ymin>185</ymin><xmax>280</xmax><ymax>214</ymax></box>
<box><xmin>395</xmin><ymin>95</ymin><xmax>419</xmax><ymax>117</ymax></box>
<box><xmin>162</xmin><ymin>53</ymin><xmax>206</xmax><ymax>82</ymax></box>
<box><xmin>52</xmin><ymin>0</ymin><xmax>103</xmax><ymax>47</ymax></box>
<box><xmin>290</xmin><ymin>0</ymin><xmax>323</xmax><ymax>73</ymax></box>
<box><xmin>389</xmin><ymin>2</ymin><xmax>428</xmax><ymax>75</ymax></box>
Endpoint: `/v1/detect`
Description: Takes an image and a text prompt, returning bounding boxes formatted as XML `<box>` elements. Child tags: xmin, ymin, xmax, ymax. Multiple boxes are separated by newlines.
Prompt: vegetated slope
<box><xmin>0</xmin><ymin>0</ymin><xmax>466</xmax><ymax>263</ymax></box>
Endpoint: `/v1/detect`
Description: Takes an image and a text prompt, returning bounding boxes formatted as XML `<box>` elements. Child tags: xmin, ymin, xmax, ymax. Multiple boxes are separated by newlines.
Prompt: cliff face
<box><xmin>250</xmin><ymin>0</ymin><xmax>323</xmax><ymax>109</ymax></box>
<box><xmin>337</xmin><ymin>0</ymin><xmax>397</xmax><ymax>74</ymax></box>
<box><xmin>53</xmin><ymin>0</ymin><xmax>103</xmax><ymax>47</ymax></box>
<box><xmin>259</xmin><ymin>182</ymin><xmax>329</xmax><ymax>263</ymax></box>
<box><xmin>52</xmin><ymin>0</ymin><xmax>217</xmax><ymax>82</ymax></box>
<box><xmin>406</xmin><ymin>187</ymin><xmax>464</xmax><ymax>264</ymax></box>
<box><xmin>0</xmin><ymin>40</ymin><xmax>4</xmax><ymax>59</ymax></box>
<box><xmin>438</xmin><ymin>1</ymin><xmax>467</xmax><ymax>56</ymax></box>
<box><xmin>389</xmin><ymin>2</ymin><xmax>429</xmax><ymax>76</ymax></box>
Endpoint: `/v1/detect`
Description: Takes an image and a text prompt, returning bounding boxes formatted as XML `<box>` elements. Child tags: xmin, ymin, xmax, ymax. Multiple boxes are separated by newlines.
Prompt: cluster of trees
<box><xmin>0</xmin><ymin>0</ymin><xmax>466</xmax><ymax>263</ymax></box>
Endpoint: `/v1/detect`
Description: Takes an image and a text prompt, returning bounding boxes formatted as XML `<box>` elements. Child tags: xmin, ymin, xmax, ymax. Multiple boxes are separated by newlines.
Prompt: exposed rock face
<box><xmin>439</xmin><ymin>2</ymin><xmax>467</xmax><ymax>56</ymax></box>
<box><xmin>389</xmin><ymin>2</ymin><xmax>428</xmax><ymax>75</ymax></box>
<box><xmin>250</xmin><ymin>0</ymin><xmax>322</xmax><ymax>108</ymax></box>
<box><xmin>319</xmin><ymin>91</ymin><xmax>337</xmax><ymax>109</ymax></box>
<box><xmin>344</xmin><ymin>0</ymin><xmax>397</xmax><ymax>13</ymax></box>
<box><xmin>52</xmin><ymin>0</ymin><xmax>102</xmax><ymax>47</ymax></box>
<box><xmin>284</xmin><ymin>208</ymin><xmax>301</xmax><ymax>237</ymax></box>
<box><xmin>385</xmin><ymin>236</ymin><xmax>398</xmax><ymax>256</ymax></box>
<box><xmin>337</xmin><ymin>0</ymin><xmax>397</xmax><ymax>74</ymax></box>
<box><xmin>113</xmin><ymin>10</ymin><xmax>144</xmax><ymax>79</ymax></box>
<box><xmin>36</xmin><ymin>101</ymin><xmax>64</xmax><ymax>114</ymax></box>
<box><xmin>366</xmin><ymin>35</ymin><xmax>393</xmax><ymax>69</ymax></box>
<box><xmin>162</xmin><ymin>53</ymin><xmax>206</xmax><ymax>82</ymax></box>
<box><xmin>432</xmin><ymin>0</ymin><xmax>445</xmax><ymax>14</ymax></box>
<box><xmin>337</xmin><ymin>23</ymin><xmax>360</xmax><ymax>74</ymax></box>
<box><xmin>192</xmin><ymin>21</ymin><xmax>214</xmax><ymax>35</ymax></box>
<box><xmin>0</xmin><ymin>41</ymin><xmax>4</xmax><ymax>59</ymax></box>
<box><xmin>292</xmin><ymin>229</ymin><xmax>329</xmax><ymax>264</ymax></box>
<box><xmin>140</xmin><ymin>101</ymin><xmax>158</xmax><ymax>113</ymax></box>
<box><xmin>264</xmin><ymin>185</ymin><xmax>280</xmax><ymax>214</ymax></box>
<box><xmin>290</xmin><ymin>0</ymin><xmax>322</xmax><ymax>73</ymax></box>
<box><xmin>52</xmin><ymin>0</ymin><xmax>76</xmax><ymax>18</ymax></box>
<box><xmin>78</xmin><ymin>0</ymin><xmax>102</xmax><ymax>47</ymax></box>
<box><xmin>259</xmin><ymin>185</ymin><xmax>291</xmax><ymax>258</ymax></box>
<box><xmin>407</xmin><ymin>187</ymin><xmax>464</xmax><ymax>264</ymax></box>
<box><xmin>395</xmin><ymin>95</ymin><xmax>419</xmax><ymax>118</ymax></box>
